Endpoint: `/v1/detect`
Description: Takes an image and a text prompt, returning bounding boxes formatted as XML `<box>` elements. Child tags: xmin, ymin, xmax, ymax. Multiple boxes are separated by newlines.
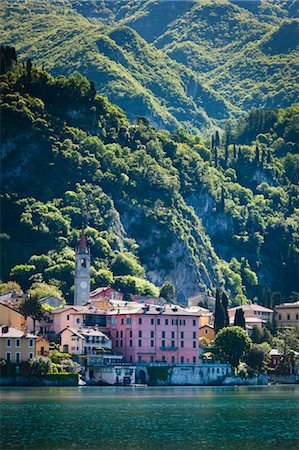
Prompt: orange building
<box><xmin>199</xmin><ymin>324</ymin><xmax>215</xmax><ymax>341</ymax></box>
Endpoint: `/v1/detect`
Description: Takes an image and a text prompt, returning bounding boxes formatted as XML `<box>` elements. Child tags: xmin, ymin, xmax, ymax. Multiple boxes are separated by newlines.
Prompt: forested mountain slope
<box><xmin>1</xmin><ymin>50</ymin><xmax>298</xmax><ymax>305</ymax></box>
<box><xmin>0</xmin><ymin>1</ymin><xmax>230</xmax><ymax>133</ymax></box>
<box><xmin>1</xmin><ymin>0</ymin><xmax>298</xmax><ymax>132</ymax></box>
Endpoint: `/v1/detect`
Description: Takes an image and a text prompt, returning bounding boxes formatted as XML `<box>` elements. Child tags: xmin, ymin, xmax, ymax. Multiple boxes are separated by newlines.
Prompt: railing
<box><xmin>160</xmin><ymin>346</ymin><xmax>178</xmax><ymax>351</ymax></box>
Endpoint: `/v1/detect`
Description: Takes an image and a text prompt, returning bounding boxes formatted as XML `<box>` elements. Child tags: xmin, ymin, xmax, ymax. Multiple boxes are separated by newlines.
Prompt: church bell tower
<box><xmin>74</xmin><ymin>227</ymin><xmax>91</xmax><ymax>306</ymax></box>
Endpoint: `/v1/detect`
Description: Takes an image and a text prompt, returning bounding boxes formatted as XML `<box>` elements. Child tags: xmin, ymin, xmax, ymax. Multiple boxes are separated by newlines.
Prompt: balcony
<box><xmin>160</xmin><ymin>346</ymin><xmax>178</xmax><ymax>351</ymax></box>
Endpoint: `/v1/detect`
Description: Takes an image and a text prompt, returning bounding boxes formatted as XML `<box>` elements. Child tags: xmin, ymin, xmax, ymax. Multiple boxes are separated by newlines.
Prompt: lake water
<box><xmin>0</xmin><ymin>385</ymin><xmax>298</xmax><ymax>449</ymax></box>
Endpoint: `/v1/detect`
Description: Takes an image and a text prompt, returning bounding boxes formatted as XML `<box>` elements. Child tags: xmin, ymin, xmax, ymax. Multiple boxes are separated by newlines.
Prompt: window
<box><xmin>151</xmin><ymin>340</ymin><xmax>154</xmax><ymax>347</ymax></box>
<box><xmin>139</xmin><ymin>331</ymin><xmax>142</xmax><ymax>338</ymax></box>
<box><xmin>287</xmin><ymin>314</ymin><xmax>290</xmax><ymax>320</ymax></box>
<box><xmin>111</xmin><ymin>318</ymin><xmax>117</xmax><ymax>325</ymax></box>
<box><xmin>162</xmin><ymin>356</ymin><xmax>166</xmax><ymax>362</ymax></box>
<box><xmin>193</xmin><ymin>332</ymin><xmax>196</xmax><ymax>339</ymax></box>
<box><xmin>193</xmin><ymin>320</ymin><xmax>196</xmax><ymax>326</ymax></box>
<box><xmin>138</xmin><ymin>318</ymin><xmax>142</xmax><ymax>325</ymax></box>
<box><xmin>162</xmin><ymin>331</ymin><xmax>165</xmax><ymax>338</ymax></box>
<box><xmin>28</xmin><ymin>352</ymin><xmax>33</xmax><ymax>360</ymax></box>
<box><xmin>120</xmin><ymin>340</ymin><xmax>123</xmax><ymax>347</ymax></box>
<box><xmin>165</xmin><ymin>319</ymin><xmax>168</xmax><ymax>325</ymax></box>
<box><xmin>180</xmin><ymin>332</ymin><xmax>184</xmax><ymax>339</ymax></box>
<box><xmin>16</xmin><ymin>339</ymin><xmax>20</xmax><ymax>348</ymax></box>
<box><xmin>116</xmin><ymin>340</ymin><xmax>119</xmax><ymax>347</ymax></box>
<box><xmin>76</xmin><ymin>318</ymin><xmax>80</xmax><ymax>324</ymax></box>
<box><xmin>130</xmin><ymin>356</ymin><xmax>133</xmax><ymax>362</ymax></box>
<box><xmin>116</xmin><ymin>331</ymin><xmax>119</xmax><ymax>338</ymax></box>
<box><xmin>180</xmin><ymin>319</ymin><xmax>186</xmax><ymax>326</ymax></box>
<box><xmin>71</xmin><ymin>346</ymin><xmax>76</xmax><ymax>351</ymax></box>
<box><xmin>172</xmin><ymin>319</ymin><xmax>178</xmax><ymax>325</ymax></box>
<box><xmin>157</xmin><ymin>319</ymin><xmax>160</xmax><ymax>325</ymax></box>
<box><xmin>6</xmin><ymin>352</ymin><xmax>11</xmax><ymax>362</ymax></box>
<box><xmin>296</xmin><ymin>314</ymin><xmax>299</xmax><ymax>320</ymax></box>
<box><xmin>138</xmin><ymin>339</ymin><xmax>142</xmax><ymax>347</ymax></box>
<box><xmin>150</xmin><ymin>356</ymin><xmax>154</xmax><ymax>362</ymax></box>
<box><xmin>67</xmin><ymin>315</ymin><xmax>70</xmax><ymax>321</ymax></box>
<box><xmin>193</xmin><ymin>356</ymin><xmax>196</xmax><ymax>363</ymax></box>
<box><xmin>162</xmin><ymin>340</ymin><xmax>165</xmax><ymax>347</ymax></box>
<box><xmin>6</xmin><ymin>338</ymin><xmax>11</xmax><ymax>348</ymax></box>
<box><xmin>15</xmin><ymin>352</ymin><xmax>20</xmax><ymax>364</ymax></box>
<box><xmin>138</xmin><ymin>355</ymin><xmax>142</xmax><ymax>362</ymax></box>
<box><xmin>193</xmin><ymin>341</ymin><xmax>196</xmax><ymax>348</ymax></box>
<box><xmin>172</xmin><ymin>356</ymin><xmax>175</xmax><ymax>363</ymax></box>
<box><xmin>151</xmin><ymin>331</ymin><xmax>154</xmax><ymax>338</ymax></box>
<box><xmin>121</xmin><ymin>319</ymin><xmax>124</xmax><ymax>325</ymax></box>
<box><xmin>126</xmin><ymin>317</ymin><xmax>132</xmax><ymax>325</ymax></box>
<box><xmin>181</xmin><ymin>341</ymin><xmax>184</xmax><ymax>348</ymax></box>
<box><xmin>80</xmin><ymin>258</ymin><xmax>86</xmax><ymax>268</ymax></box>
<box><xmin>130</xmin><ymin>340</ymin><xmax>133</xmax><ymax>347</ymax></box>
<box><xmin>171</xmin><ymin>331</ymin><xmax>175</xmax><ymax>339</ymax></box>
<box><xmin>205</xmin><ymin>329</ymin><xmax>208</xmax><ymax>334</ymax></box>
<box><xmin>28</xmin><ymin>339</ymin><xmax>34</xmax><ymax>348</ymax></box>
<box><xmin>180</xmin><ymin>356</ymin><xmax>184</xmax><ymax>363</ymax></box>
<box><xmin>130</xmin><ymin>330</ymin><xmax>133</xmax><ymax>337</ymax></box>
<box><xmin>151</xmin><ymin>318</ymin><xmax>154</xmax><ymax>325</ymax></box>
<box><xmin>120</xmin><ymin>331</ymin><xmax>123</xmax><ymax>338</ymax></box>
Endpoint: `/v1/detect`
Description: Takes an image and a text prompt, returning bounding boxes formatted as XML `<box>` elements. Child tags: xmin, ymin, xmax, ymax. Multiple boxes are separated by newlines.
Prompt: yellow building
<box><xmin>36</xmin><ymin>336</ymin><xmax>50</xmax><ymax>356</ymax></box>
<box><xmin>0</xmin><ymin>325</ymin><xmax>37</xmax><ymax>363</ymax></box>
<box><xmin>275</xmin><ymin>301</ymin><xmax>299</xmax><ymax>328</ymax></box>
<box><xmin>0</xmin><ymin>303</ymin><xmax>26</xmax><ymax>331</ymax></box>
<box><xmin>199</xmin><ymin>324</ymin><xmax>215</xmax><ymax>341</ymax></box>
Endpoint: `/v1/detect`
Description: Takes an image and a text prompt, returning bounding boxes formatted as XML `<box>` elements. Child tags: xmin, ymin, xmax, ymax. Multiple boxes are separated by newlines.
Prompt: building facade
<box><xmin>275</xmin><ymin>301</ymin><xmax>299</xmax><ymax>328</ymax></box>
<box><xmin>107</xmin><ymin>304</ymin><xmax>200</xmax><ymax>364</ymax></box>
<box><xmin>0</xmin><ymin>325</ymin><xmax>36</xmax><ymax>363</ymax></box>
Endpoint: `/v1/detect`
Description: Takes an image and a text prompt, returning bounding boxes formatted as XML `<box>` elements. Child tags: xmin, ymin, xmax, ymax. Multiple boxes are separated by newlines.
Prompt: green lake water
<box><xmin>0</xmin><ymin>385</ymin><xmax>298</xmax><ymax>449</ymax></box>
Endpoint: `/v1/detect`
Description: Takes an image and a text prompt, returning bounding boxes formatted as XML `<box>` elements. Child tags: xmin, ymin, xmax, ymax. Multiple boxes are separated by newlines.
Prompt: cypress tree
<box><xmin>267</xmin><ymin>149</ymin><xmax>271</xmax><ymax>163</ymax></box>
<box><xmin>89</xmin><ymin>81</ymin><xmax>97</xmax><ymax>99</ymax></box>
<box><xmin>233</xmin><ymin>308</ymin><xmax>246</xmax><ymax>329</ymax></box>
<box><xmin>233</xmin><ymin>143</ymin><xmax>237</xmax><ymax>159</ymax></box>
<box><xmin>215</xmin><ymin>130</ymin><xmax>220</xmax><ymax>147</ymax></box>
<box><xmin>214</xmin><ymin>289</ymin><xmax>225</xmax><ymax>334</ymax></box>
<box><xmin>220</xmin><ymin>186</ymin><xmax>225</xmax><ymax>212</ymax></box>
<box><xmin>214</xmin><ymin>147</ymin><xmax>218</xmax><ymax>167</ymax></box>
<box><xmin>211</xmin><ymin>134</ymin><xmax>215</xmax><ymax>150</ymax></box>
<box><xmin>222</xmin><ymin>292</ymin><xmax>229</xmax><ymax>327</ymax></box>
<box><xmin>255</xmin><ymin>144</ymin><xmax>259</xmax><ymax>162</ymax></box>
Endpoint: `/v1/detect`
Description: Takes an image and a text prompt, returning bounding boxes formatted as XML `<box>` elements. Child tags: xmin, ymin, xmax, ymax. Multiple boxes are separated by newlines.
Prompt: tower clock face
<box><xmin>80</xmin><ymin>281</ymin><xmax>87</xmax><ymax>289</ymax></box>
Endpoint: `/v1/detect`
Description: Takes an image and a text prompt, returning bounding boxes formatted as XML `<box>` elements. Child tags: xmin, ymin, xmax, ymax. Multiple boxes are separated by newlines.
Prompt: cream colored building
<box><xmin>60</xmin><ymin>327</ymin><xmax>112</xmax><ymax>355</ymax></box>
<box><xmin>0</xmin><ymin>303</ymin><xmax>26</xmax><ymax>331</ymax></box>
<box><xmin>275</xmin><ymin>301</ymin><xmax>299</xmax><ymax>328</ymax></box>
<box><xmin>0</xmin><ymin>325</ymin><xmax>37</xmax><ymax>363</ymax></box>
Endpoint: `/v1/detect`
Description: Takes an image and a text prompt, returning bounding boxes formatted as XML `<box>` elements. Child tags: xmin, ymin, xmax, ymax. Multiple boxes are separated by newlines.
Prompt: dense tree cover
<box><xmin>18</xmin><ymin>296</ymin><xmax>46</xmax><ymax>334</ymax></box>
<box><xmin>0</xmin><ymin>0</ymin><xmax>297</xmax><ymax>133</ymax></box>
<box><xmin>1</xmin><ymin>51</ymin><xmax>298</xmax><ymax>305</ymax></box>
<box><xmin>160</xmin><ymin>281</ymin><xmax>176</xmax><ymax>302</ymax></box>
<box><xmin>214</xmin><ymin>326</ymin><xmax>252</xmax><ymax>368</ymax></box>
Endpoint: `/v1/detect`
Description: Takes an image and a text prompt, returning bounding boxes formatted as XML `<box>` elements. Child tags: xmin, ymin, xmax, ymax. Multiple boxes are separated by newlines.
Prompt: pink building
<box><xmin>90</xmin><ymin>287</ymin><xmax>124</xmax><ymax>302</ymax></box>
<box><xmin>29</xmin><ymin>305</ymin><xmax>107</xmax><ymax>335</ymax></box>
<box><xmin>107</xmin><ymin>304</ymin><xmax>200</xmax><ymax>364</ymax></box>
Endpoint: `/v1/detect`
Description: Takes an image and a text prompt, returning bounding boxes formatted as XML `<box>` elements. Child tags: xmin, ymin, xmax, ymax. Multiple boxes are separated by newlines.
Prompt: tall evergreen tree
<box><xmin>89</xmin><ymin>81</ymin><xmax>97</xmax><ymax>99</ymax></box>
<box><xmin>211</xmin><ymin>134</ymin><xmax>215</xmax><ymax>150</ymax></box>
<box><xmin>255</xmin><ymin>144</ymin><xmax>259</xmax><ymax>162</ymax></box>
<box><xmin>222</xmin><ymin>292</ymin><xmax>229</xmax><ymax>326</ymax></box>
<box><xmin>215</xmin><ymin>130</ymin><xmax>220</xmax><ymax>147</ymax></box>
<box><xmin>220</xmin><ymin>187</ymin><xmax>225</xmax><ymax>212</ymax></box>
<box><xmin>233</xmin><ymin>143</ymin><xmax>237</xmax><ymax>159</ymax></box>
<box><xmin>214</xmin><ymin>147</ymin><xmax>218</xmax><ymax>168</ymax></box>
<box><xmin>233</xmin><ymin>308</ymin><xmax>246</xmax><ymax>329</ymax></box>
<box><xmin>214</xmin><ymin>289</ymin><xmax>225</xmax><ymax>334</ymax></box>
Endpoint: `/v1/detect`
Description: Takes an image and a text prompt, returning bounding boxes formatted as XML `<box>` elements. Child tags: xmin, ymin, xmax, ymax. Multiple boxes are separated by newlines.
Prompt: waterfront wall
<box><xmin>268</xmin><ymin>374</ymin><xmax>299</xmax><ymax>384</ymax></box>
<box><xmin>0</xmin><ymin>374</ymin><xmax>78</xmax><ymax>386</ymax></box>
<box><xmin>136</xmin><ymin>364</ymin><xmax>269</xmax><ymax>386</ymax></box>
<box><xmin>136</xmin><ymin>363</ymin><xmax>232</xmax><ymax>386</ymax></box>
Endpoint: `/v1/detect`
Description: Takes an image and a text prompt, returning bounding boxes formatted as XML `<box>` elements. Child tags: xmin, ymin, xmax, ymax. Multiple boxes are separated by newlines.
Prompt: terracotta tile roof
<box><xmin>275</xmin><ymin>301</ymin><xmax>299</xmax><ymax>309</ymax></box>
<box><xmin>0</xmin><ymin>325</ymin><xmax>36</xmax><ymax>338</ymax></box>
<box><xmin>228</xmin><ymin>304</ymin><xmax>273</xmax><ymax>313</ymax></box>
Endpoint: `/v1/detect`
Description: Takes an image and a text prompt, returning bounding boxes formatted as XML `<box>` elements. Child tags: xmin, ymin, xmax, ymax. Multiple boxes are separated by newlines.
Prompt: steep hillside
<box><xmin>1</xmin><ymin>50</ymin><xmax>298</xmax><ymax>306</ymax></box>
<box><xmin>0</xmin><ymin>1</ymin><xmax>230</xmax><ymax>133</ymax></box>
<box><xmin>1</xmin><ymin>0</ymin><xmax>298</xmax><ymax>133</ymax></box>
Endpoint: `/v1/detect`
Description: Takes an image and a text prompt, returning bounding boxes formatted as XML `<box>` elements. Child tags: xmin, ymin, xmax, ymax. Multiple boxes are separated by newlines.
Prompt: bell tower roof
<box><xmin>78</xmin><ymin>227</ymin><xmax>89</xmax><ymax>254</ymax></box>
